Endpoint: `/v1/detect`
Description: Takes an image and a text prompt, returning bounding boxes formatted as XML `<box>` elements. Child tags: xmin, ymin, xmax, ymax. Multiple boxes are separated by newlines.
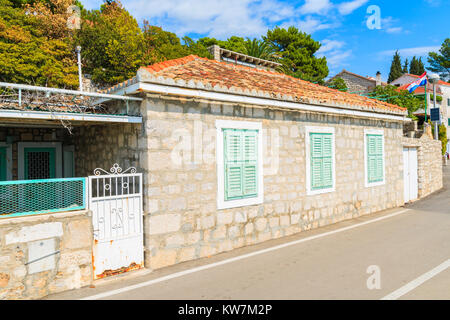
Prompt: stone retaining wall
<box><xmin>0</xmin><ymin>211</ymin><xmax>92</xmax><ymax>300</ymax></box>
<box><xmin>402</xmin><ymin>128</ymin><xmax>443</xmax><ymax>199</ymax></box>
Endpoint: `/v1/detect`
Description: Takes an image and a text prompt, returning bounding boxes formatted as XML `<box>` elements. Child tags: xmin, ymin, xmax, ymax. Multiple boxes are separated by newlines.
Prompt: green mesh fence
<box><xmin>0</xmin><ymin>178</ymin><xmax>86</xmax><ymax>218</ymax></box>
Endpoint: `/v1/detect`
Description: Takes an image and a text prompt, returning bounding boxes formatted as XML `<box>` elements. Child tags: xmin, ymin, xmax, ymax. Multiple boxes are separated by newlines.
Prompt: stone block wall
<box><xmin>0</xmin><ymin>211</ymin><xmax>93</xmax><ymax>300</ymax></box>
<box><xmin>141</xmin><ymin>97</ymin><xmax>405</xmax><ymax>270</ymax></box>
<box><xmin>336</xmin><ymin>73</ymin><xmax>376</xmax><ymax>94</ymax></box>
<box><xmin>72</xmin><ymin>123</ymin><xmax>144</xmax><ymax>177</ymax></box>
<box><xmin>403</xmin><ymin>132</ymin><xmax>443</xmax><ymax>199</ymax></box>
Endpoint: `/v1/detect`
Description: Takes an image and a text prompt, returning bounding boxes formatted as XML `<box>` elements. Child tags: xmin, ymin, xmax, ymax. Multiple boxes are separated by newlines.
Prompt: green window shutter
<box><xmin>367</xmin><ymin>134</ymin><xmax>383</xmax><ymax>183</ymax></box>
<box><xmin>243</xmin><ymin>131</ymin><xmax>258</xmax><ymax>196</ymax></box>
<box><xmin>310</xmin><ymin>133</ymin><xmax>333</xmax><ymax>190</ymax></box>
<box><xmin>224</xmin><ymin>128</ymin><xmax>258</xmax><ymax>201</ymax></box>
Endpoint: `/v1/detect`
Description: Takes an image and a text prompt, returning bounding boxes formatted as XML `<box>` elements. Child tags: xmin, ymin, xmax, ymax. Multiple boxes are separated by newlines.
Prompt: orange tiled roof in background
<box><xmin>132</xmin><ymin>55</ymin><xmax>407</xmax><ymax>115</ymax></box>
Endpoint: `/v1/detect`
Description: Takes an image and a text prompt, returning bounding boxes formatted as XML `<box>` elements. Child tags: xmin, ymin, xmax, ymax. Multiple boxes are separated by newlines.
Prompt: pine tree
<box><xmin>402</xmin><ymin>58</ymin><xmax>409</xmax><ymax>73</ymax></box>
<box><xmin>417</xmin><ymin>57</ymin><xmax>425</xmax><ymax>74</ymax></box>
<box><xmin>263</xmin><ymin>26</ymin><xmax>329</xmax><ymax>83</ymax></box>
<box><xmin>388</xmin><ymin>51</ymin><xmax>403</xmax><ymax>83</ymax></box>
<box><xmin>428</xmin><ymin>38</ymin><xmax>450</xmax><ymax>81</ymax></box>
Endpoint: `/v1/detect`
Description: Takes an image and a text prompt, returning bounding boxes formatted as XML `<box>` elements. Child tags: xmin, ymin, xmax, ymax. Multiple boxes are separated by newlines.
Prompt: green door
<box><xmin>0</xmin><ymin>147</ymin><xmax>7</xmax><ymax>181</ymax></box>
<box><xmin>24</xmin><ymin>147</ymin><xmax>56</xmax><ymax>180</ymax></box>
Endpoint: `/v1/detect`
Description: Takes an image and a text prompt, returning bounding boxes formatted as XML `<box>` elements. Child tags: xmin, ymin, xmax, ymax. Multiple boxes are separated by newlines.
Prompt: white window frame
<box><xmin>305</xmin><ymin>126</ymin><xmax>336</xmax><ymax>196</ymax></box>
<box><xmin>364</xmin><ymin>129</ymin><xmax>385</xmax><ymax>188</ymax></box>
<box><xmin>0</xmin><ymin>142</ymin><xmax>13</xmax><ymax>180</ymax></box>
<box><xmin>18</xmin><ymin>142</ymin><xmax>63</xmax><ymax>180</ymax></box>
<box><xmin>216</xmin><ymin>119</ymin><xmax>263</xmax><ymax>210</ymax></box>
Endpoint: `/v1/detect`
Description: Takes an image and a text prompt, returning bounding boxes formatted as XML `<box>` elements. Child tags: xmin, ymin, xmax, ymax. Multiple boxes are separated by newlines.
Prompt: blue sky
<box><xmin>82</xmin><ymin>0</ymin><xmax>448</xmax><ymax>81</ymax></box>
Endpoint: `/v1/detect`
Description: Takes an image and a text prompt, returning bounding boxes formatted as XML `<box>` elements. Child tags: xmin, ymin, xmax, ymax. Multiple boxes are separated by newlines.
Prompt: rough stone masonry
<box><xmin>138</xmin><ymin>96</ymin><xmax>406</xmax><ymax>270</ymax></box>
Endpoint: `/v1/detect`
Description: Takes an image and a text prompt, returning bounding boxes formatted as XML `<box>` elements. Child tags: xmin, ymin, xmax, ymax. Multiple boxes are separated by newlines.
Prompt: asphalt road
<box><xmin>46</xmin><ymin>167</ymin><xmax>450</xmax><ymax>300</ymax></box>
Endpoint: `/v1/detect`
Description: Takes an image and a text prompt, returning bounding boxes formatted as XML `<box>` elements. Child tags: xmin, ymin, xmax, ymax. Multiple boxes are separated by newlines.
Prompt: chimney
<box><xmin>208</xmin><ymin>45</ymin><xmax>221</xmax><ymax>61</ymax></box>
<box><xmin>376</xmin><ymin>71</ymin><xmax>382</xmax><ymax>86</ymax></box>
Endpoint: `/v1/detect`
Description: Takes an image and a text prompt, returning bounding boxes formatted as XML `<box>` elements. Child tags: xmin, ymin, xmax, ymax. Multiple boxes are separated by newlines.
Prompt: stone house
<box><xmin>0</xmin><ymin>55</ymin><xmax>443</xmax><ymax>299</ymax></box>
<box><xmin>327</xmin><ymin>69</ymin><xmax>387</xmax><ymax>93</ymax></box>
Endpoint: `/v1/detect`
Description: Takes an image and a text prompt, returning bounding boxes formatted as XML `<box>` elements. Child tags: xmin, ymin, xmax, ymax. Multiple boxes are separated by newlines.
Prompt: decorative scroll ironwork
<box><xmin>93</xmin><ymin>163</ymin><xmax>137</xmax><ymax>176</ymax></box>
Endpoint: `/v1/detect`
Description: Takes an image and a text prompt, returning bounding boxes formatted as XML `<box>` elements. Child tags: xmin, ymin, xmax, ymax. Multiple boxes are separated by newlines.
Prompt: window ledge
<box><xmin>217</xmin><ymin>196</ymin><xmax>263</xmax><ymax>210</ymax></box>
<box><xmin>307</xmin><ymin>187</ymin><xmax>335</xmax><ymax>196</ymax></box>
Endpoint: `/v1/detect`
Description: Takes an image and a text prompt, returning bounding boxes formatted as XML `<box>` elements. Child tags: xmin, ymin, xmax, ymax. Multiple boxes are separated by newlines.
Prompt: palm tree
<box><xmin>243</xmin><ymin>38</ymin><xmax>275</xmax><ymax>60</ymax></box>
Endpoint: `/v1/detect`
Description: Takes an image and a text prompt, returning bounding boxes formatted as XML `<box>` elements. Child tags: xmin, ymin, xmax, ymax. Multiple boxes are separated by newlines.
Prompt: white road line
<box><xmin>381</xmin><ymin>259</ymin><xmax>450</xmax><ymax>300</ymax></box>
<box><xmin>81</xmin><ymin>208</ymin><xmax>411</xmax><ymax>300</ymax></box>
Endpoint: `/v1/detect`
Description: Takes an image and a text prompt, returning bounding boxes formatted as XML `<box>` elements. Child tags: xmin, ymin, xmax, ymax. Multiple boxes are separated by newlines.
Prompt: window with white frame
<box><xmin>216</xmin><ymin>120</ymin><xmax>263</xmax><ymax>209</ymax></box>
<box><xmin>305</xmin><ymin>126</ymin><xmax>335</xmax><ymax>195</ymax></box>
<box><xmin>364</xmin><ymin>129</ymin><xmax>385</xmax><ymax>187</ymax></box>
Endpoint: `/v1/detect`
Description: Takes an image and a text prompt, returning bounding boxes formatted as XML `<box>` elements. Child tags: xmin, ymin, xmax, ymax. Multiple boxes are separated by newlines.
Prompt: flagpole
<box><xmin>424</xmin><ymin>82</ymin><xmax>427</xmax><ymax>123</ymax></box>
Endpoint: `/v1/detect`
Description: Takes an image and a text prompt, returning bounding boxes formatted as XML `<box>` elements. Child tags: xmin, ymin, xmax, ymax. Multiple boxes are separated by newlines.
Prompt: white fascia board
<box><xmin>130</xmin><ymin>82</ymin><xmax>408</xmax><ymax>122</ymax></box>
<box><xmin>0</xmin><ymin>109</ymin><xmax>142</xmax><ymax>123</ymax></box>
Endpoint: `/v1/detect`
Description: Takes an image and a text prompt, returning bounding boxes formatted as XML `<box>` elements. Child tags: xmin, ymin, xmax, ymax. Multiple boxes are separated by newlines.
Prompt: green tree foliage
<box><xmin>370</xmin><ymin>85</ymin><xmax>424</xmax><ymax>120</ymax></box>
<box><xmin>0</xmin><ymin>0</ymin><xmax>78</xmax><ymax>87</ymax></box>
<box><xmin>242</xmin><ymin>38</ymin><xmax>274</xmax><ymax>60</ymax></box>
<box><xmin>428</xmin><ymin>38</ymin><xmax>450</xmax><ymax>81</ymax></box>
<box><xmin>387</xmin><ymin>50</ymin><xmax>403</xmax><ymax>83</ymax></box>
<box><xmin>75</xmin><ymin>1</ymin><xmax>144</xmax><ymax>86</ymax></box>
<box><xmin>263</xmin><ymin>26</ymin><xmax>328</xmax><ymax>83</ymax></box>
<box><xmin>402</xmin><ymin>58</ymin><xmax>409</xmax><ymax>73</ymax></box>
<box><xmin>430</xmin><ymin>121</ymin><xmax>447</xmax><ymax>155</ymax></box>
<box><xmin>327</xmin><ymin>77</ymin><xmax>347</xmax><ymax>91</ymax></box>
<box><xmin>409</xmin><ymin>56</ymin><xmax>425</xmax><ymax>75</ymax></box>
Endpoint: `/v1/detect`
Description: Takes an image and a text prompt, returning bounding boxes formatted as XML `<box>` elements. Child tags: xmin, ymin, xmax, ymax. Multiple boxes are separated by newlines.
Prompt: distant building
<box><xmin>327</xmin><ymin>69</ymin><xmax>386</xmax><ymax>93</ymax></box>
<box><xmin>392</xmin><ymin>74</ymin><xmax>450</xmax><ymax>141</ymax></box>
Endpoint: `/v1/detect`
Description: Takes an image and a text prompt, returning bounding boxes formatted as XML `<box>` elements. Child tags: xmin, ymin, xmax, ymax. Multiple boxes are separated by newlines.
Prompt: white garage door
<box><xmin>403</xmin><ymin>147</ymin><xmax>418</xmax><ymax>203</ymax></box>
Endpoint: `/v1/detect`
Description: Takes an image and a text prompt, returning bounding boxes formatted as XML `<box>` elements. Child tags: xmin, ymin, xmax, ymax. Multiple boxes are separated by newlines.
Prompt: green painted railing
<box><xmin>0</xmin><ymin>178</ymin><xmax>86</xmax><ymax>218</ymax></box>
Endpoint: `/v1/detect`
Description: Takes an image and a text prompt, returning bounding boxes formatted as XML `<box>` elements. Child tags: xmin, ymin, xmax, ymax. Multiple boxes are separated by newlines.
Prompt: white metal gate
<box><xmin>88</xmin><ymin>164</ymin><xmax>144</xmax><ymax>279</ymax></box>
<box><xmin>403</xmin><ymin>147</ymin><xmax>418</xmax><ymax>203</ymax></box>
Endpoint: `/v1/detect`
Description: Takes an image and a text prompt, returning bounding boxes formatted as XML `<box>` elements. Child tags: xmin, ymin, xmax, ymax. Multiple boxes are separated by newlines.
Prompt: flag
<box><xmin>406</xmin><ymin>72</ymin><xmax>427</xmax><ymax>93</ymax></box>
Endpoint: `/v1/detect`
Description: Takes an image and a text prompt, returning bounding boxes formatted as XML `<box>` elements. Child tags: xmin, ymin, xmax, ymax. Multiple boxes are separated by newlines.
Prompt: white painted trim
<box><xmin>0</xmin><ymin>109</ymin><xmax>142</xmax><ymax>123</ymax></box>
<box><xmin>0</xmin><ymin>142</ymin><xmax>12</xmax><ymax>180</ymax></box>
<box><xmin>18</xmin><ymin>142</ymin><xmax>63</xmax><ymax>180</ymax></box>
<box><xmin>364</xmin><ymin>129</ymin><xmax>386</xmax><ymax>188</ymax></box>
<box><xmin>215</xmin><ymin>120</ymin><xmax>263</xmax><ymax>210</ymax></box>
<box><xmin>135</xmin><ymin>82</ymin><xmax>408</xmax><ymax>121</ymax></box>
<box><xmin>305</xmin><ymin>126</ymin><xmax>336</xmax><ymax>196</ymax></box>
<box><xmin>80</xmin><ymin>208</ymin><xmax>411</xmax><ymax>300</ymax></box>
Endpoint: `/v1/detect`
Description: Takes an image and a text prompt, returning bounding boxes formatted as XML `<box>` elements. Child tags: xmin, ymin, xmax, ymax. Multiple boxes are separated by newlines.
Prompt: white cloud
<box><xmin>316</xmin><ymin>39</ymin><xmax>352</xmax><ymax>76</ymax></box>
<box><xmin>337</xmin><ymin>0</ymin><xmax>369</xmax><ymax>15</ymax></box>
<box><xmin>80</xmin><ymin>0</ymin><xmax>365</xmax><ymax>40</ymax></box>
<box><xmin>424</xmin><ymin>0</ymin><xmax>441</xmax><ymax>7</ymax></box>
<box><xmin>317</xmin><ymin>39</ymin><xmax>345</xmax><ymax>54</ymax></box>
<box><xmin>293</xmin><ymin>16</ymin><xmax>335</xmax><ymax>34</ymax></box>
<box><xmin>299</xmin><ymin>0</ymin><xmax>332</xmax><ymax>15</ymax></box>
<box><xmin>380</xmin><ymin>46</ymin><xmax>441</xmax><ymax>57</ymax></box>
<box><xmin>109</xmin><ymin>0</ymin><xmax>296</xmax><ymax>39</ymax></box>
<box><xmin>385</xmin><ymin>27</ymin><xmax>403</xmax><ymax>34</ymax></box>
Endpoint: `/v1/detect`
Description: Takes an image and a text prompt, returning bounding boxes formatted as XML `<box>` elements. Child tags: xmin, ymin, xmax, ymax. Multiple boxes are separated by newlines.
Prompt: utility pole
<box><xmin>428</xmin><ymin>73</ymin><xmax>440</xmax><ymax>140</ymax></box>
<box><xmin>76</xmin><ymin>46</ymin><xmax>83</xmax><ymax>92</ymax></box>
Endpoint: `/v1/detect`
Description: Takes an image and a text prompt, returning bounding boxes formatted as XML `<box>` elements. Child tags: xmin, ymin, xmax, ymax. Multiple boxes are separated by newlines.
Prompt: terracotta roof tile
<box><xmin>136</xmin><ymin>55</ymin><xmax>406</xmax><ymax>115</ymax></box>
